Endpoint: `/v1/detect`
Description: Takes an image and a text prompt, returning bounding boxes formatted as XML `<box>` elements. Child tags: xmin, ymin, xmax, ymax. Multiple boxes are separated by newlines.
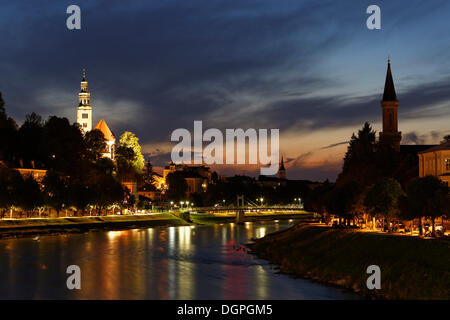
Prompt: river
<box><xmin>0</xmin><ymin>220</ymin><xmax>357</xmax><ymax>299</ymax></box>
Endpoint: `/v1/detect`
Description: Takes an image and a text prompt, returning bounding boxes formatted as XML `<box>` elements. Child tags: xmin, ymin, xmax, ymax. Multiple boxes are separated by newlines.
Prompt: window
<box><xmin>83</xmin><ymin>123</ymin><xmax>87</xmax><ymax>128</ymax></box>
<box><xmin>82</xmin><ymin>113</ymin><xmax>88</xmax><ymax>119</ymax></box>
<box><xmin>446</xmin><ymin>158</ymin><xmax>450</xmax><ymax>172</ymax></box>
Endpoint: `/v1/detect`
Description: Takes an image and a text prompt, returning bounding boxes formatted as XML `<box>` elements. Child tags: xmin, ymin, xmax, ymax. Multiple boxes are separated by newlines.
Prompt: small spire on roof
<box><xmin>82</xmin><ymin>68</ymin><xmax>86</xmax><ymax>81</ymax></box>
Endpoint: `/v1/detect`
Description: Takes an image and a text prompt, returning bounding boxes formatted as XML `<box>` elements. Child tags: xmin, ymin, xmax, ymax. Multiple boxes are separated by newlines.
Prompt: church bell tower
<box><xmin>379</xmin><ymin>58</ymin><xmax>401</xmax><ymax>151</ymax></box>
<box><xmin>76</xmin><ymin>69</ymin><xmax>92</xmax><ymax>133</ymax></box>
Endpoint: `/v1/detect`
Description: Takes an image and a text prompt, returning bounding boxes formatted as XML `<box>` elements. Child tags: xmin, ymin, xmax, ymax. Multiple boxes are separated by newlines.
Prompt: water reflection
<box><xmin>0</xmin><ymin>220</ymin><xmax>358</xmax><ymax>300</ymax></box>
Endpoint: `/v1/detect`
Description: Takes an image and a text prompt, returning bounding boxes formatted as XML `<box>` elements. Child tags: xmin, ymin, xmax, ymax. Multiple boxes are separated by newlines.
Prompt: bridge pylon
<box><xmin>236</xmin><ymin>195</ymin><xmax>245</xmax><ymax>224</ymax></box>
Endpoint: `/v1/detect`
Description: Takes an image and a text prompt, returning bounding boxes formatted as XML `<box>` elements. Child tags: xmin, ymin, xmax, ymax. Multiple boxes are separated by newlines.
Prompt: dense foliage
<box><xmin>304</xmin><ymin>122</ymin><xmax>450</xmax><ymax>236</ymax></box>
<box><xmin>0</xmin><ymin>93</ymin><xmax>129</xmax><ymax>217</ymax></box>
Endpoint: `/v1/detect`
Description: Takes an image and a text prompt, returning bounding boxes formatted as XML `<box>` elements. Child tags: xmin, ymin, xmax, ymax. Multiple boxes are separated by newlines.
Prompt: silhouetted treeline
<box><xmin>303</xmin><ymin>122</ymin><xmax>449</xmax><ymax>237</ymax></box>
<box><xmin>0</xmin><ymin>93</ymin><xmax>131</xmax><ymax>217</ymax></box>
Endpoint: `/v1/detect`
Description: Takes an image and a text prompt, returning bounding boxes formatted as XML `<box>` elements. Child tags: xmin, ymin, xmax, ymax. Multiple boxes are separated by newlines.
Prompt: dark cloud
<box><xmin>1</xmin><ymin>0</ymin><xmax>450</xmax><ymax>181</ymax></box>
<box><xmin>320</xmin><ymin>141</ymin><xmax>349</xmax><ymax>150</ymax></box>
<box><xmin>402</xmin><ymin>130</ymin><xmax>449</xmax><ymax>145</ymax></box>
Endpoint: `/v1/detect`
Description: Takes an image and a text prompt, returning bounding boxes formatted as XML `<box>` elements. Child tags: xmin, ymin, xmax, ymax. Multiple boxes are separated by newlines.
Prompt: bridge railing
<box><xmin>192</xmin><ymin>204</ymin><xmax>304</xmax><ymax>212</ymax></box>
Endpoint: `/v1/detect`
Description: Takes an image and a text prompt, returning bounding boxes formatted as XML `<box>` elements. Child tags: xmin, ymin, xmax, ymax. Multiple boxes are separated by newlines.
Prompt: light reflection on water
<box><xmin>0</xmin><ymin>221</ymin><xmax>358</xmax><ymax>300</ymax></box>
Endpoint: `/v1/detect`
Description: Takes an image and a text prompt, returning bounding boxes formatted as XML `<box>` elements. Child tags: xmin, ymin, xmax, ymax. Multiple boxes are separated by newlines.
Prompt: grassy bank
<box><xmin>0</xmin><ymin>211</ymin><xmax>311</xmax><ymax>239</ymax></box>
<box><xmin>252</xmin><ymin>224</ymin><xmax>450</xmax><ymax>299</ymax></box>
<box><xmin>0</xmin><ymin>213</ymin><xmax>188</xmax><ymax>239</ymax></box>
<box><xmin>190</xmin><ymin>211</ymin><xmax>314</xmax><ymax>225</ymax></box>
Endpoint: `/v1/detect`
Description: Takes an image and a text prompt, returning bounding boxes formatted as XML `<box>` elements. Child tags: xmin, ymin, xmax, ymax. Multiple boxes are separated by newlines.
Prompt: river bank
<box><xmin>0</xmin><ymin>211</ymin><xmax>313</xmax><ymax>240</ymax></box>
<box><xmin>251</xmin><ymin>223</ymin><xmax>450</xmax><ymax>300</ymax></box>
<box><xmin>0</xmin><ymin>213</ymin><xmax>189</xmax><ymax>239</ymax></box>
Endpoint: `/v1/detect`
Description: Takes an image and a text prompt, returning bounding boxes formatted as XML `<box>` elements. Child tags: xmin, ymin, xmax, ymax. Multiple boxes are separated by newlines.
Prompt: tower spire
<box><xmin>77</xmin><ymin>68</ymin><xmax>92</xmax><ymax>133</ymax></box>
<box><xmin>379</xmin><ymin>58</ymin><xmax>401</xmax><ymax>151</ymax></box>
<box><xmin>383</xmin><ymin>57</ymin><xmax>397</xmax><ymax>101</ymax></box>
<box><xmin>278</xmin><ymin>155</ymin><xmax>286</xmax><ymax>179</ymax></box>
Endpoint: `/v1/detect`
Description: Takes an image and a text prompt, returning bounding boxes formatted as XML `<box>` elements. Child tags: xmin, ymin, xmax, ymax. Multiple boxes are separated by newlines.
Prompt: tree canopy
<box><xmin>365</xmin><ymin>178</ymin><xmax>405</xmax><ymax>221</ymax></box>
<box><xmin>116</xmin><ymin>131</ymin><xmax>145</xmax><ymax>175</ymax></box>
<box><xmin>400</xmin><ymin>176</ymin><xmax>450</xmax><ymax>236</ymax></box>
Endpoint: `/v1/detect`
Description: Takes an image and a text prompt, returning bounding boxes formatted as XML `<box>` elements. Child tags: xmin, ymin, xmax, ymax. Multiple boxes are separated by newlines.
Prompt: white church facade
<box><xmin>76</xmin><ymin>69</ymin><xmax>92</xmax><ymax>132</ymax></box>
<box><xmin>76</xmin><ymin>69</ymin><xmax>116</xmax><ymax>159</ymax></box>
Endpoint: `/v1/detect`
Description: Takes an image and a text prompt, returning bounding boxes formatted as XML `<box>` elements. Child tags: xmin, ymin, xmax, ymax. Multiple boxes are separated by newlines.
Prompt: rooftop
<box><xmin>418</xmin><ymin>140</ymin><xmax>450</xmax><ymax>154</ymax></box>
<box><xmin>94</xmin><ymin>119</ymin><xmax>115</xmax><ymax>142</ymax></box>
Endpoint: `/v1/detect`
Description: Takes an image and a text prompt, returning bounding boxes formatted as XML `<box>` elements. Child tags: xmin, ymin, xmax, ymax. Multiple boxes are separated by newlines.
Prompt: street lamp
<box><xmin>180</xmin><ymin>201</ymin><xmax>184</xmax><ymax>209</ymax></box>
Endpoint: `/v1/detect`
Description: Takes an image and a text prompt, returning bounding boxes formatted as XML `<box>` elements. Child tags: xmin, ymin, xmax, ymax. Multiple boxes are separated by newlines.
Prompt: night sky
<box><xmin>1</xmin><ymin>0</ymin><xmax>450</xmax><ymax>181</ymax></box>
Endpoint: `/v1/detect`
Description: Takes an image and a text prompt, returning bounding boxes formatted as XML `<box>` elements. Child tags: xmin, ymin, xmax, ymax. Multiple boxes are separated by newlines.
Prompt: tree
<box><xmin>67</xmin><ymin>178</ymin><xmax>92</xmax><ymax>216</ymax></box>
<box><xmin>304</xmin><ymin>181</ymin><xmax>333</xmax><ymax>222</ymax></box>
<box><xmin>115</xmin><ymin>145</ymin><xmax>136</xmax><ymax>178</ymax></box>
<box><xmin>17</xmin><ymin>113</ymin><xmax>45</xmax><ymax>167</ymax></box>
<box><xmin>0</xmin><ymin>92</ymin><xmax>18</xmax><ymax>162</ymax></box>
<box><xmin>43</xmin><ymin>170</ymin><xmax>69</xmax><ymax>217</ymax></box>
<box><xmin>0</xmin><ymin>91</ymin><xmax>4</xmax><ymax>115</ymax></box>
<box><xmin>337</xmin><ymin>122</ymin><xmax>379</xmax><ymax>187</ymax></box>
<box><xmin>43</xmin><ymin>116</ymin><xmax>85</xmax><ymax>174</ymax></box>
<box><xmin>325</xmin><ymin>181</ymin><xmax>361</xmax><ymax>225</ymax></box>
<box><xmin>365</xmin><ymin>178</ymin><xmax>405</xmax><ymax>231</ymax></box>
<box><xmin>116</xmin><ymin>131</ymin><xmax>145</xmax><ymax>174</ymax></box>
<box><xmin>211</xmin><ymin>171</ymin><xmax>219</xmax><ymax>183</ymax></box>
<box><xmin>84</xmin><ymin>129</ymin><xmax>106</xmax><ymax>162</ymax></box>
<box><xmin>0</xmin><ymin>166</ymin><xmax>22</xmax><ymax>218</ymax></box>
<box><xmin>17</xmin><ymin>175</ymin><xmax>44</xmax><ymax>217</ymax></box>
<box><xmin>166</xmin><ymin>171</ymin><xmax>188</xmax><ymax>202</ymax></box>
<box><xmin>144</xmin><ymin>160</ymin><xmax>154</xmax><ymax>184</ymax></box>
<box><xmin>189</xmin><ymin>192</ymin><xmax>204</xmax><ymax>207</ymax></box>
<box><xmin>401</xmin><ymin>176</ymin><xmax>450</xmax><ymax>237</ymax></box>
<box><xmin>441</xmin><ymin>135</ymin><xmax>450</xmax><ymax>143</ymax></box>
<box><xmin>88</xmin><ymin>169</ymin><xmax>124</xmax><ymax>214</ymax></box>
<box><xmin>122</xmin><ymin>186</ymin><xmax>135</xmax><ymax>209</ymax></box>
<box><xmin>94</xmin><ymin>157</ymin><xmax>115</xmax><ymax>175</ymax></box>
